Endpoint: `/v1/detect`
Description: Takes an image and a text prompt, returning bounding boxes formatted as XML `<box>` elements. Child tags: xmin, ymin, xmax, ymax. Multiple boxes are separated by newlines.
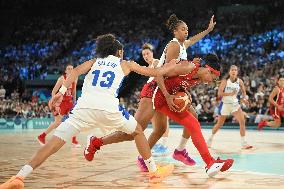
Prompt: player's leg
<box><xmin>100</xmin><ymin>98</ymin><xmax>155</xmax><ymax>145</ymax></box>
<box><xmin>266</xmin><ymin>118</ymin><xmax>282</xmax><ymax>128</ymax></box>
<box><xmin>173</xmin><ymin>105</ymin><xmax>196</xmax><ymax>166</ymax></box>
<box><xmin>232</xmin><ymin>107</ymin><xmax>253</xmax><ymax>149</ymax></box>
<box><xmin>37</xmin><ymin>114</ymin><xmax>63</xmax><ymax>145</ymax></box>
<box><xmin>258</xmin><ymin>109</ymin><xmax>282</xmax><ymax>129</ymax></box>
<box><xmin>132</xmin><ymin>122</ymin><xmax>174</xmax><ymax>183</ymax></box>
<box><xmin>149</xmin><ymin>112</ymin><xmax>170</xmax><ymax>156</ymax></box>
<box><xmin>158</xmin><ymin>105</ymin><xmax>234</xmax><ymax>177</ymax></box>
<box><xmin>176</xmin><ymin>105</ymin><xmax>196</xmax><ymax>151</ymax></box>
<box><xmin>207</xmin><ymin>102</ymin><xmax>227</xmax><ymax>148</ymax></box>
<box><xmin>1</xmin><ymin>121</ymin><xmax>79</xmax><ymax>188</ymax></box>
<box><xmin>83</xmin><ymin>107</ymin><xmax>173</xmax><ymax>183</ymax></box>
<box><xmin>207</xmin><ymin>115</ymin><xmax>226</xmax><ymax>148</ymax></box>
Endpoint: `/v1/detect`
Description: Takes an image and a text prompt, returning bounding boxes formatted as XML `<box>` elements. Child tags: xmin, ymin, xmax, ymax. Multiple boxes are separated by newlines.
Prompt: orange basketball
<box><xmin>173</xmin><ymin>92</ymin><xmax>190</xmax><ymax>112</ymax></box>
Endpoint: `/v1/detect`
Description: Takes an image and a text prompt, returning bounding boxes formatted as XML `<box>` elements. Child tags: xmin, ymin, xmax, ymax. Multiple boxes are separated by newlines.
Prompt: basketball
<box><xmin>173</xmin><ymin>91</ymin><xmax>190</xmax><ymax>112</ymax></box>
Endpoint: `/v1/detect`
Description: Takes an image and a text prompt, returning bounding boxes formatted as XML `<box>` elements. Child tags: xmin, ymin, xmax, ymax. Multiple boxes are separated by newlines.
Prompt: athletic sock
<box><xmin>241</xmin><ymin>136</ymin><xmax>246</xmax><ymax>145</ymax></box>
<box><xmin>16</xmin><ymin>165</ymin><xmax>33</xmax><ymax>178</ymax></box>
<box><xmin>144</xmin><ymin>157</ymin><xmax>157</xmax><ymax>172</ymax></box>
<box><xmin>160</xmin><ymin>136</ymin><xmax>168</xmax><ymax>146</ymax></box>
<box><xmin>209</xmin><ymin>134</ymin><xmax>215</xmax><ymax>140</ymax></box>
<box><xmin>176</xmin><ymin>136</ymin><xmax>188</xmax><ymax>151</ymax></box>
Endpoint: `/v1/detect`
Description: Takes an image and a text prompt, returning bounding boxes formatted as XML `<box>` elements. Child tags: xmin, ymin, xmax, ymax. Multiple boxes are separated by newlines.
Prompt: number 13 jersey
<box><xmin>74</xmin><ymin>55</ymin><xmax>125</xmax><ymax>112</ymax></box>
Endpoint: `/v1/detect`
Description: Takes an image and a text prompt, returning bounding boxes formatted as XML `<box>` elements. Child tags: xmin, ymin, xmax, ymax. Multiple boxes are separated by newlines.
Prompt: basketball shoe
<box><xmin>72</xmin><ymin>136</ymin><xmax>81</xmax><ymax>148</ymax></box>
<box><xmin>84</xmin><ymin>135</ymin><xmax>103</xmax><ymax>161</ymax></box>
<box><xmin>149</xmin><ymin>164</ymin><xmax>174</xmax><ymax>183</ymax></box>
<box><xmin>242</xmin><ymin>142</ymin><xmax>253</xmax><ymax>149</ymax></box>
<box><xmin>205</xmin><ymin>158</ymin><xmax>234</xmax><ymax>177</ymax></box>
<box><xmin>137</xmin><ymin>156</ymin><xmax>149</xmax><ymax>172</ymax></box>
<box><xmin>152</xmin><ymin>144</ymin><xmax>171</xmax><ymax>157</ymax></box>
<box><xmin>172</xmin><ymin>149</ymin><xmax>196</xmax><ymax>166</ymax></box>
<box><xmin>37</xmin><ymin>133</ymin><xmax>46</xmax><ymax>145</ymax></box>
<box><xmin>0</xmin><ymin>176</ymin><xmax>24</xmax><ymax>189</ymax></box>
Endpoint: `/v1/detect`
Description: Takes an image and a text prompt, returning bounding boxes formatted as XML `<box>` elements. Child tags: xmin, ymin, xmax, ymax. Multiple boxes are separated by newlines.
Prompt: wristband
<box><xmin>59</xmin><ymin>85</ymin><xmax>67</xmax><ymax>95</ymax></box>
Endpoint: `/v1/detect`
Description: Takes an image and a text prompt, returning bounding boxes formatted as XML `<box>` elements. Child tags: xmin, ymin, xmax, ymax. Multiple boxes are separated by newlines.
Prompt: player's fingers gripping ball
<box><xmin>173</xmin><ymin>91</ymin><xmax>190</xmax><ymax>112</ymax></box>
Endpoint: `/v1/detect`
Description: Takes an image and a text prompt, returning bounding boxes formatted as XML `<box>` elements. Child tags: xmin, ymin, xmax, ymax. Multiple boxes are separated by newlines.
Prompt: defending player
<box><xmin>141</xmin><ymin>43</ymin><xmax>170</xmax><ymax>157</ymax></box>
<box><xmin>207</xmin><ymin>65</ymin><xmax>253</xmax><ymax>149</ymax></box>
<box><xmin>258</xmin><ymin>77</ymin><xmax>284</xmax><ymax>130</ymax></box>
<box><xmin>0</xmin><ymin>34</ymin><xmax>176</xmax><ymax>189</ymax></box>
<box><xmin>37</xmin><ymin>65</ymin><xmax>81</xmax><ymax>147</ymax></box>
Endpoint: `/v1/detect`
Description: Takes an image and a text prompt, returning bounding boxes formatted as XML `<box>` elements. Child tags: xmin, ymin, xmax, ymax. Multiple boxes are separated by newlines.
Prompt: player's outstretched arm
<box><xmin>123</xmin><ymin>60</ymin><xmax>173</xmax><ymax>77</ymax></box>
<box><xmin>49</xmin><ymin>59</ymin><xmax>95</xmax><ymax>109</ymax></box>
<box><xmin>162</xmin><ymin>59</ymin><xmax>197</xmax><ymax>77</ymax></box>
<box><xmin>62</xmin><ymin>59</ymin><xmax>96</xmax><ymax>90</ymax></box>
<box><xmin>184</xmin><ymin>15</ymin><xmax>216</xmax><ymax>48</ymax></box>
<box><xmin>51</xmin><ymin>76</ymin><xmax>64</xmax><ymax>97</ymax></box>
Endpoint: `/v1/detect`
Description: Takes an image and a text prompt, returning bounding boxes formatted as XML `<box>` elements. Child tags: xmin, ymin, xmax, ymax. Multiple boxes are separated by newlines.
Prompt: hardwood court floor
<box><xmin>0</xmin><ymin>128</ymin><xmax>284</xmax><ymax>189</ymax></box>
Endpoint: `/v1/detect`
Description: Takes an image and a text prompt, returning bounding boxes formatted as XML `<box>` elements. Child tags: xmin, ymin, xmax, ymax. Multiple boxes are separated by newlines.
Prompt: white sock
<box><xmin>144</xmin><ymin>157</ymin><xmax>157</xmax><ymax>172</ymax></box>
<box><xmin>16</xmin><ymin>165</ymin><xmax>33</xmax><ymax>178</ymax></box>
<box><xmin>241</xmin><ymin>136</ymin><xmax>246</xmax><ymax>145</ymax></box>
<box><xmin>209</xmin><ymin>134</ymin><xmax>215</xmax><ymax>140</ymax></box>
<box><xmin>176</xmin><ymin>137</ymin><xmax>189</xmax><ymax>151</ymax></box>
<box><xmin>160</xmin><ymin>137</ymin><xmax>168</xmax><ymax>146</ymax></box>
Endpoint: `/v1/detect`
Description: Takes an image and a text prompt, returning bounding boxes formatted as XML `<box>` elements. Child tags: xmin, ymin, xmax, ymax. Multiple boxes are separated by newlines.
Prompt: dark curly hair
<box><xmin>166</xmin><ymin>14</ymin><xmax>185</xmax><ymax>33</ymax></box>
<box><xmin>95</xmin><ymin>34</ymin><xmax>123</xmax><ymax>58</ymax></box>
<box><xmin>205</xmin><ymin>53</ymin><xmax>220</xmax><ymax>71</ymax></box>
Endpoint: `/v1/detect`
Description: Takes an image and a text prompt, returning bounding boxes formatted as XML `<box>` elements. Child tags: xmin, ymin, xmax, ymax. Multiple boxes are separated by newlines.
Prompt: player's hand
<box><xmin>49</xmin><ymin>93</ymin><xmax>63</xmax><ymax>111</ymax></box>
<box><xmin>207</xmin><ymin>15</ymin><xmax>216</xmax><ymax>32</ymax></box>
<box><xmin>241</xmin><ymin>98</ymin><xmax>250</xmax><ymax>106</ymax></box>
<box><xmin>165</xmin><ymin>94</ymin><xmax>179</xmax><ymax>112</ymax></box>
<box><xmin>184</xmin><ymin>90</ymin><xmax>193</xmax><ymax>104</ymax></box>
<box><xmin>192</xmin><ymin>58</ymin><xmax>201</xmax><ymax>65</ymax></box>
<box><xmin>230</xmin><ymin>89</ymin><xmax>238</xmax><ymax>96</ymax></box>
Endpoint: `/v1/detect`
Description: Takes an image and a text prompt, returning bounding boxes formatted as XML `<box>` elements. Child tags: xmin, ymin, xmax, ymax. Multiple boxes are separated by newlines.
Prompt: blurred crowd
<box><xmin>0</xmin><ymin>0</ymin><xmax>284</xmax><ymax>123</ymax></box>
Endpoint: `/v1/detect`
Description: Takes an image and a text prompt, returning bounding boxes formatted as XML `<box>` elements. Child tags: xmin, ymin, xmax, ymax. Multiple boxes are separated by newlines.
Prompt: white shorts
<box><xmin>218</xmin><ymin>102</ymin><xmax>240</xmax><ymax>116</ymax></box>
<box><xmin>54</xmin><ymin>107</ymin><xmax>137</xmax><ymax>142</ymax></box>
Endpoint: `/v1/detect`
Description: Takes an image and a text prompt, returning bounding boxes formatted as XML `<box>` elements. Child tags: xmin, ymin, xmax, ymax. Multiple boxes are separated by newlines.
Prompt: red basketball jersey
<box><xmin>62</xmin><ymin>74</ymin><xmax>75</xmax><ymax>102</ymax></box>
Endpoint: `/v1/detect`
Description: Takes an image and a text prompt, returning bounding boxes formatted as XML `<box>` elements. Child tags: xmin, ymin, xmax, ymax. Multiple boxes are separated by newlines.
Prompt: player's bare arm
<box><xmin>125</xmin><ymin>60</ymin><xmax>171</xmax><ymax>77</ymax></box>
<box><xmin>239</xmin><ymin>79</ymin><xmax>249</xmax><ymax>105</ymax></box>
<box><xmin>218</xmin><ymin>79</ymin><xmax>236</xmax><ymax>98</ymax></box>
<box><xmin>164</xmin><ymin>42</ymin><xmax>180</xmax><ymax>63</ymax></box>
<box><xmin>184</xmin><ymin>15</ymin><xmax>216</xmax><ymax>48</ymax></box>
<box><xmin>269</xmin><ymin>87</ymin><xmax>280</xmax><ymax>108</ymax></box>
<box><xmin>51</xmin><ymin>76</ymin><xmax>63</xmax><ymax>97</ymax></box>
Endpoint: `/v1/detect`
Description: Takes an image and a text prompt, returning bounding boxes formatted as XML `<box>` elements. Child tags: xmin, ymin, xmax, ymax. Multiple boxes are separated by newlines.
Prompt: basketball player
<box><xmin>207</xmin><ymin>65</ymin><xmax>253</xmax><ymax>149</ymax></box>
<box><xmin>258</xmin><ymin>77</ymin><xmax>284</xmax><ymax>130</ymax></box>
<box><xmin>84</xmin><ymin>54</ymin><xmax>234</xmax><ymax>177</ymax></box>
<box><xmin>0</xmin><ymin>34</ymin><xmax>176</xmax><ymax>188</ymax></box>
<box><xmin>140</xmin><ymin>14</ymin><xmax>217</xmax><ymax>166</ymax></box>
<box><xmin>141</xmin><ymin>43</ymin><xmax>170</xmax><ymax>157</ymax></box>
<box><xmin>37</xmin><ymin>65</ymin><xmax>80</xmax><ymax>147</ymax></box>
<box><xmin>85</xmin><ymin>14</ymin><xmax>220</xmax><ymax>171</ymax></box>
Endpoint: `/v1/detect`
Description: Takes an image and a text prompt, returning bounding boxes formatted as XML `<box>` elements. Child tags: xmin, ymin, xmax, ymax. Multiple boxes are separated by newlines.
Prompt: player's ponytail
<box><xmin>166</xmin><ymin>14</ymin><xmax>184</xmax><ymax>33</ymax></box>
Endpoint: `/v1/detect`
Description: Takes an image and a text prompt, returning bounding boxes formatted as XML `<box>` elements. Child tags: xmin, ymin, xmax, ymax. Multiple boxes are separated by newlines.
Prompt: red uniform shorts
<box><xmin>53</xmin><ymin>100</ymin><xmax>73</xmax><ymax>116</ymax></box>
